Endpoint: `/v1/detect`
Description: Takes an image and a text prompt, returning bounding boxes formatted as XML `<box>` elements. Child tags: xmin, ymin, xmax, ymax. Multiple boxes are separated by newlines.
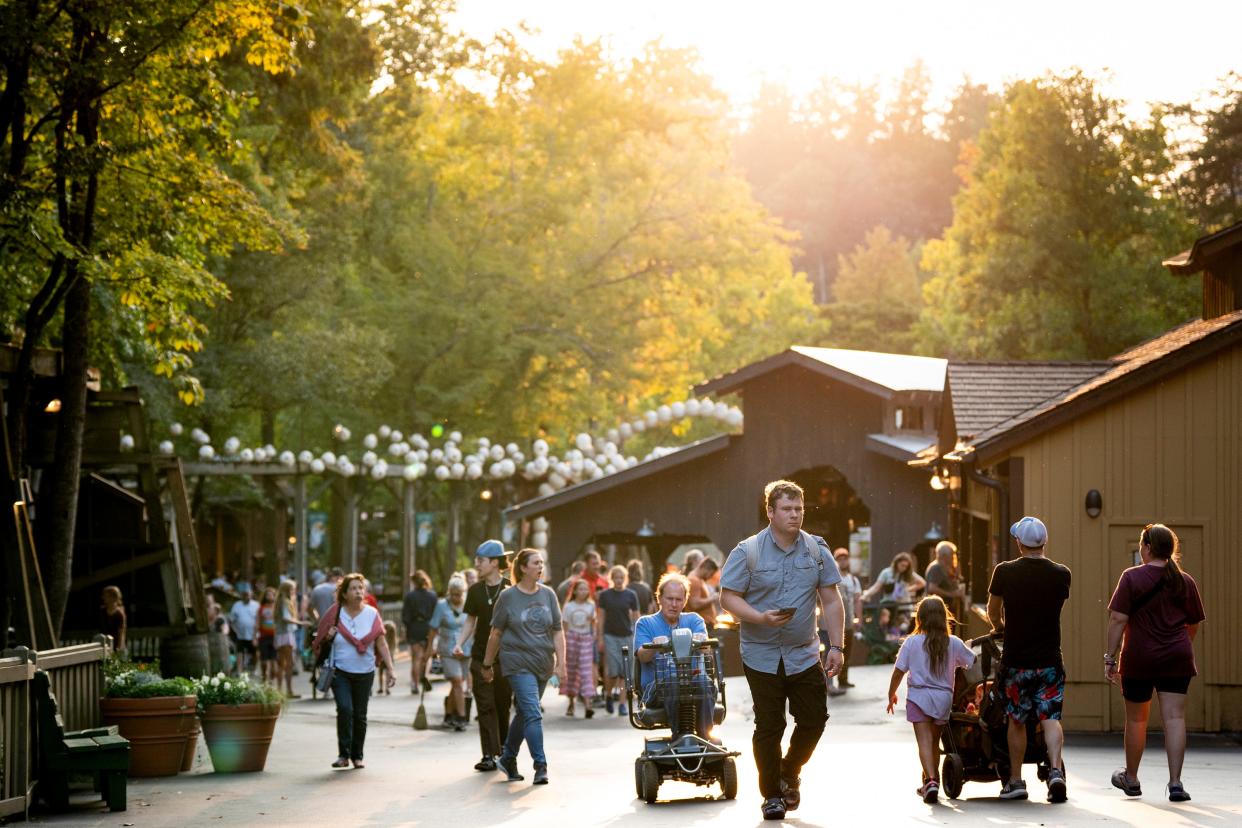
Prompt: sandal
<box><xmin>331</xmin><ymin>757</ymin><xmax>350</xmax><ymax>768</ymax></box>
<box><xmin>1111</xmin><ymin>769</ymin><xmax>1141</xmax><ymax>797</ymax></box>
<box><xmin>921</xmin><ymin>779</ymin><xmax>939</xmax><ymax>804</ymax></box>
<box><xmin>1167</xmin><ymin>782</ymin><xmax>1191</xmax><ymax>802</ymax></box>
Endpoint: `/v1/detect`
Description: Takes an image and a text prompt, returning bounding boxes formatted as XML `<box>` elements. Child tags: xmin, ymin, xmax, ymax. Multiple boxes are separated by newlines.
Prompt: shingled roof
<box><xmin>965</xmin><ymin>310</ymin><xmax>1242</xmax><ymax>460</ymax></box>
<box><xmin>948</xmin><ymin>361</ymin><xmax>1113</xmax><ymax>440</ymax></box>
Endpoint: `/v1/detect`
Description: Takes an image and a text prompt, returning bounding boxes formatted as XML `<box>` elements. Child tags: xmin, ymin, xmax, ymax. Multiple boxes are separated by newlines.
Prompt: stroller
<box><xmin>622</xmin><ymin>628</ymin><xmax>740</xmax><ymax>803</ymax></box>
<box><xmin>939</xmin><ymin>633</ymin><xmax>1058</xmax><ymax>799</ymax></box>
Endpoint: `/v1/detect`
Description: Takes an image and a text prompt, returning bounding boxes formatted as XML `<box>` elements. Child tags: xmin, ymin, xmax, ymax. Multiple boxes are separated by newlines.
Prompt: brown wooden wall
<box><xmin>540</xmin><ymin>364</ymin><xmax>946</xmax><ymax>582</ymax></box>
<box><xmin>997</xmin><ymin>340</ymin><xmax>1241</xmax><ymax>731</ymax></box>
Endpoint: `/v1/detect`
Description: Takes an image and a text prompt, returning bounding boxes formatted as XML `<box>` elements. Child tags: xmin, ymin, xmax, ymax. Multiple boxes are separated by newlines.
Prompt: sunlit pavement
<box><xmin>35</xmin><ymin>661</ymin><xmax>1242</xmax><ymax>827</ymax></box>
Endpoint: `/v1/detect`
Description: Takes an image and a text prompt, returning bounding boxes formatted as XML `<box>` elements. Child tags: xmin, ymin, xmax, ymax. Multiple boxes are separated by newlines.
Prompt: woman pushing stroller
<box><xmin>886</xmin><ymin>596</ymin><xmax>975</xmax><ymax>802</ymax></box>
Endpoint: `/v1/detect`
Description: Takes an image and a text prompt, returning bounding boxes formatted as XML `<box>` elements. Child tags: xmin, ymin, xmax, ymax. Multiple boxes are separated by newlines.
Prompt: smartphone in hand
<box><xmin>776</xmin><ymin>607</ymin><xmax>796</xmax><ymax>616</ymax></box>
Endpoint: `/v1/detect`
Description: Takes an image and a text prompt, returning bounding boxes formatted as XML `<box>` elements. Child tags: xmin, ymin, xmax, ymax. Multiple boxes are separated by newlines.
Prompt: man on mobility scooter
<box><xmin>624</xmin><ymin>572</ymin><xmax>739</xmax><ymax>803</ymax></box>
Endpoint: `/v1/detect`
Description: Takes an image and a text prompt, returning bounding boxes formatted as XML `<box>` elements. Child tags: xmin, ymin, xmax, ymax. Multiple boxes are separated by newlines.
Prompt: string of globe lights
<box><xmin>126</xmin><ymin>397</ymin><xmax>744</xmax><ymax>497</ymax></box>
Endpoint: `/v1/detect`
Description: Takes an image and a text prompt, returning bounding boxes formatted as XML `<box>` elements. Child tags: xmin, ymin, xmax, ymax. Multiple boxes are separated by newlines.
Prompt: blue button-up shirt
<box><xmin>719</xmin><ymin>527</ymin><xmax>841</xmax><ymax>675</ymax></box>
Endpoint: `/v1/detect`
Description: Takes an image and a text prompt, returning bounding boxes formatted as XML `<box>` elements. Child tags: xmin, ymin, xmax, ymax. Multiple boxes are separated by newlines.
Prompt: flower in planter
<box><xmin>191</xmin><ymin>672</ymin><xmax>284</xmax><ymax>716</ymax></box>
<box><xmin>102</xmin><ymin>653</ymin><xmax>195</xmax><ymax>699</ymax></box>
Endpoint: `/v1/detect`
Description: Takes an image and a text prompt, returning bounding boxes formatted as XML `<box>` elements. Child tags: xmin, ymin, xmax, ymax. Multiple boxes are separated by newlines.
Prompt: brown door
<box><xmin>1105</xmin><ymin>523</ymin><xmax>1206</xmax><ymax>731</ymax></box>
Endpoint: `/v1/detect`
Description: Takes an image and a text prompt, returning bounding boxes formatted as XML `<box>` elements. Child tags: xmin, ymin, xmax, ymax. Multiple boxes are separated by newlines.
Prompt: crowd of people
<box><xmin>129</xmin><ymin>480</ymin><xmax>1203</xmax><ymax>815</ymax></box>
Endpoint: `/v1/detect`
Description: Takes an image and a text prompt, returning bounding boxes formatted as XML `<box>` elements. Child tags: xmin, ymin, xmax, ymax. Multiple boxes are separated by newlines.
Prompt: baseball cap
<box><xmin>1010</xmin><ymin>516</ymin><xmax>1048</xmax><ymax>548</ymax></box>
<box><xmin>475</xmin><ymin>539</ymin><xmax>509</xmax><ymax>559</ymax></box>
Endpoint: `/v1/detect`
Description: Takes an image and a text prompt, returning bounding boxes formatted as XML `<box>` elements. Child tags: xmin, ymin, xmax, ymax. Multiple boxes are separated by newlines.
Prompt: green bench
<box><xmin>32</xmin><ymin>670</ymin><xmax>129</xmax><ymax>812</ymax></box>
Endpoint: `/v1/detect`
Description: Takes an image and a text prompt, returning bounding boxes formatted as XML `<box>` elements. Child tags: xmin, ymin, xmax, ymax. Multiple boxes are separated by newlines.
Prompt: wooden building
<box><xmin>507</xmin><ymin>347</ymin><xmax>949</xmax><ymax>580</ymax></box>
<box><xmin>920</xmin><ymin>221</ymin><xmax>1242</xmax><ymax>732</ymax></box>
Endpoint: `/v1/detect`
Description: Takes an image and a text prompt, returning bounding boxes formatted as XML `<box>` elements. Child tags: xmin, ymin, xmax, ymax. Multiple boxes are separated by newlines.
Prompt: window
<box><xmin>895</xmin><ymin>405</ymin><xmax>925</xmax><ymax>431</ymax></box>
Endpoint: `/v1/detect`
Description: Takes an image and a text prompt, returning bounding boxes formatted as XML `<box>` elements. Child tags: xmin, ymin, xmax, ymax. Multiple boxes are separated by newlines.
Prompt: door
<box><xmin>1105</xmin><ymin>523</ymin><xmax>1206</xmax><ymax>731</ymax></box>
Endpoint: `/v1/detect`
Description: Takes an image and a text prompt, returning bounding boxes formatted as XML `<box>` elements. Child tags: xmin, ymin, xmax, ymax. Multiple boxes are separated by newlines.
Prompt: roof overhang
<box><xmin>504</xmin><ymin>433</ymin><xmax>732</xmax><ymax>521</ymax></box>
<box><xmin>696</xmin><ymin>350</ymin><xmax>900</xmax><ymax>400</ymax></box>
<box><xmin>1163</xmin><ymin>221</ymin><xmax>1242</xmax><ymax>275</ymax></box>
<box><xmin>865</xmin><ymin>433</ymin><xmax>935</xmax><ymax>462</ymax></box>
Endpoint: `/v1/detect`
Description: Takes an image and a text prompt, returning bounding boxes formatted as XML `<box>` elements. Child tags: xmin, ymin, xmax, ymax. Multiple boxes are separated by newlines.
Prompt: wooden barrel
<box><xmin>206</xmin><ymin>630</ymin><xmax>230</xmax><ymax>675</ymax></box>
<box><xmin>159</xmin><ymin>633</ymin><xmax>210</xmax><ymax>679</ymax></box>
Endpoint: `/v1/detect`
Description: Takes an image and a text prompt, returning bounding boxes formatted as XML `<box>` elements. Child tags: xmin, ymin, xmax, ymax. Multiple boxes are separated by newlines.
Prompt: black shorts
<box><xmin>234</xmin><ymin>639</ymin><xmax>256</xmax><ymax>655</ymax></box>
<box><xmin>1121</xmin><ymin>675</ymin><xmax>1192</xmax><ymax>703</ymax></box>
<box><xmin>259</xmin><ymin>637</ymin><xmax>277</xmax><ymax>661</ymax></box>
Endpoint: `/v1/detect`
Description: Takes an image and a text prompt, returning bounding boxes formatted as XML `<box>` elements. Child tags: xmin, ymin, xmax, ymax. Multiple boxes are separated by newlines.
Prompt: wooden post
<box><xmin>294</xmin><ymin>475</ymin><xmax>308</xmax><ymax>593</ymax></box>
<box><xmin>402</xmin><ymin>479</ymin><xmax>416</xmax><ymax>592</ymax></box>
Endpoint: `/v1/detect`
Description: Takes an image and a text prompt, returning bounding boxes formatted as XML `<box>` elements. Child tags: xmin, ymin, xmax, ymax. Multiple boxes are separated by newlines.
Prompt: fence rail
<box><xmin>0</xmin><ymin>637</ymin><xmax>111</xmax><ymax>822</ymax></box>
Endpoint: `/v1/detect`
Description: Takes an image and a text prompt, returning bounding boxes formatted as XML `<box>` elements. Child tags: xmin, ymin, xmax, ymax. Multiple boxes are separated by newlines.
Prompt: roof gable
<box><xmin>695</xmin><ymin>346</ymin><xmax>946</xmax><ymax>400</ymax></box>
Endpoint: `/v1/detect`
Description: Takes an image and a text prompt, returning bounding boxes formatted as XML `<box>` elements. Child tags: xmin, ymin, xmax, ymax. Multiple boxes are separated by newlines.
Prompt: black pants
<box><xmin>332</xmin><ymin>669</ymin><xmax>373</xmax><ymax>760</ymax></box>
<box><xmin>471</xmin><ymin>656</ymin><xmax>511</xmax><ymax>757</ymax></box>
<box><xmin>743</xmin><ymin>660</ymin><xmax>829</xmax><ymax>798</ymax></box>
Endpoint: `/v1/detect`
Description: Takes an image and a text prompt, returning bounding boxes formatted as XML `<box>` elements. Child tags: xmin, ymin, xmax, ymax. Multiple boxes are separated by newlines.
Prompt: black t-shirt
<box><xmin>629</xmin><ymin>580</ymin><xmax>654</xmax><ymax>614</ymax></box>
<box><xmin>597</xmin><ymin>587</ymin><xmax>639</xmax><ymax>637</ymax></box>
<box><xmin>463</xmin><ymin>578</ymin><xmax>510</xmax><ymax>657</ymax></box>
<box><xmin>988</xmin><ymin>556</ymin><xmax>1072</xmax><ymax>669</ymax></box>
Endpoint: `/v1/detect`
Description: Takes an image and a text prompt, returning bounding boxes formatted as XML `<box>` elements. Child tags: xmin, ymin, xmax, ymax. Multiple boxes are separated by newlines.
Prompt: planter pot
<box><xmin>200</xmin><ymin>703</ymin><xmax>280</xmax><ymax>773</ymax></box>
<box><xmin>180</xmin><ymin>716</ymin><xmax>202</xmax><ymax>772</ymax></box>
<box><xmin>100</xmin><ymin>695</ymin><xmax>197</xmax><ymax>777</ymax></box>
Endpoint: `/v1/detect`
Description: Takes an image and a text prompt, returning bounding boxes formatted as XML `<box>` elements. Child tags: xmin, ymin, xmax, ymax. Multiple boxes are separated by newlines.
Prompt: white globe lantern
<box><xmin>537</xmin><ymin>483</ymin><xmax>554</xmax><ymax>497</ymax></box>
<box><xmin>434</xmin><ymin>465</ymin><xmax>450</xmax><ymax>481</ymax></box>
<box><xmin>224</xmin><ymin>436</ymin><xmax>241</xmax><ymax>455</ymax></box>
<box><xmin>298</xmin><ymin>450</ymin><xmax>314</xmax><ymax>464</ymax></box>
<box><xmin>486</xmin><ymin>444</ymin><xmax>502</xmax><ymax>461</ymax></box>
<box><xmin>451</xmin><ymin>462</ymin><xmax>465</xmax><ymax>479</ymax></box>
<box><xmin>119</xmin><ymin>434</ymin><xmax>135</xmax><ymax>451</ymax></box>
<box><xmin>686</xmin><ymin>399</ymin><xmax>701</xmax><ymax>416</ymax></box>
<box><xmin>448</xmin><ymin>430</ymin><xmax>462</xmax><ymax>444</ymax></box>
<box><xmin>378</xmin><ymin>425</ymin><xmax>391</xmax><ymax>439</ymax></box>
<box><xmin>532</xmin><ymin>517</ymin><xmax>549</xmax><ymax>531</ymax></box>
<box><xmin>402</xmin><ymin>464</ymin><xmax>418</xmax><ymax>481</ymax></box>
<box><xmin>430</xmin><ymin>448</ymin><xmax>444</xmax><ymax>462</ymax></box>
<box><xmin>727</xmin><ymin>408</ymin><xmax>744</xmax><ymax>427</ymax></box>
<box><xmin>619</xmin><ymin>422</ymin><xmax>633</xmax><ymax>439</ymax></box>
<box><xmin>671</xmin><ymin>401</ymin><xmax>686</xmax><ymax>418</ymax></box>
<box><xmin>240</xmin><ymin>448</ymin><xmax>255</xmax><ymax>462</ymax></box>
<box><xmin>466</xmin><ymin>463</ymin><xmax>482</xmax><ymax>480</ymax></box>
<box><xmin>371</xmin><ymin>462</ymin><xmax>388</xmax><ymax>480</ymax></box>
<box><xmin>446</xmin><ymin>446</ymin><xmax>462</xmax><ymax>463</ymax></box>
<box><xmin>532</xmin><ymin>439</ymin><xmax>548</xmax><ymax>457</ymax></box>
<box><xmin>169</xmin><ymin>422</ymin><xmax>184</xmax><ymax>436</ymax></box>
<box><xmin>574</xmin><ymin>433</ymin><xmax>593</xmax><ymax>452</ymax></box>
<box><xmin>321</xmin><ymin>451</ymin><xmax>336</xmax><ymax>466</ymax></box>
<box><xmin>311</xmin><ymin>459</ymin><xmax>326</xmax><ymax>474</ymax></box>
<box><xmin>198</xmin><ymin>445</ymin><xmax>215</xmax><ymax>460</ymax></box>
<box><xmin>499</xmin><ymin>459</ymin><xmax>515</xmax><ymax>476</ymax></box>
<box><xmin>632</xmin><ymin>419</ymin><xmax>646</xmax><ymax>433</ymax></box>
<box><xmin>532</xmin><ymin>531</ymin><xmax>548</xmax><ymax>548</ymax></box>
<box><xmin>657</xmin><ymin>404</ymin><xmax>672</xmax><ymax>423</ymax></box>
<box><xmin>713</xmin><ymin>401</ymin><xmax>730</xmax><ymax>419</ymax></box>
<box><xmin>391</xmin><ymin>430</ymin><xmax>404</xmax><ymax>443</ymax></box>
<box><xmin>405</xmin><ymin>451</ymin><xmax>418</xmax><ymax>464</ymax></box>
<box><xmin>547</xmin><ymin>472</ymin><xmax>566</xmax><ymax>489</ymax></box>
<box><xmin>279</xmin><ymin>451</ymin><xmax>296</xmax><ymax>467</ymax></box>
<box><xmin>389</xmin><ymin>442</ymin><xmax>404</xmax><ymax>457</ymax></box>
<box><xmin>363</xmin><ymin>433</ymin><xmax>378</xmax><ymax>449</ymax></box>
<box><xmin>606</xmin><ymin>428</ymin><xmax>620</xmax><ymax>444</ymax></box>
<box><xmin>158</xmin><ymin>440</ymin><xmax>174</xmax><ymax>455</ymax></box>
<box><xmin>362</xmin><ymin>450</ymin><xmax>378</xmax><ymax>467</ymax></box>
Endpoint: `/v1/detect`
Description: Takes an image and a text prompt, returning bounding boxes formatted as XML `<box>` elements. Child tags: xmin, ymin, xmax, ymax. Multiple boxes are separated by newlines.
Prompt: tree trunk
<box><xmin>43</xmin><ymin>266</ymin><xmax>90</xmax><ymax>630</ymax></box>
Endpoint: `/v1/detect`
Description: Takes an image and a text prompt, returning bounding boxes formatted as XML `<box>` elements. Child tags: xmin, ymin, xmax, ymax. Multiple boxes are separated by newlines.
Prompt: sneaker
<box><xmin>618</xmin><ymin>703</ymin><xmax>628</xmax><ymax>716</ymax></box>
<box><xmin>780</xmin><ymin>776</ymin><xmax>801</xmax><ymax>810</ymax></box>
<box><xmin>828</xmin><ymin>686</ymin><xmax>847</xmax><ymax>697</ymax></box>
<box><xmin>1046</xmin><ymin>768</ymin><xmax>1067</xmax><ymax>803</ymax></box>
<box><xmin>532</xmin><ymin>765</ymin><xmax>549</xmax><ymax>785</ymax></box>
<box><xmin>999</xmin><ymin>779</ymin><xmax>1028</xmax><ymax>800</ymax></box>
<box><xmin>1167</xmin><ymin>782</ymin><xmax>1191</xmax><ymax>802</ymax></box>
<box><xmin>584</xmin><ymin>707</ymin><xmax>594</xmax><ymax>719</ymax></box>
<box><xmin>474</xmin><ymin>756</ymin><xmax>496</xmax><ymax>772</ymax></box>
<box><xmin>605</xmin><ymin>696</ymin><xmax>615</xmax><ymax>714</ymax></box>
<box><xmin>1111</xmin><ymin>769</ymin><xmax>1141</xmax><ymax>797</ymax></box>
<box><xmin>921</xmin><ymin>779</ymin><xmax>939</xmax><ymax>804</ymax></box>
<box><xmin>497</xmin><ymin>755</ymin><xmax>524</xmax><ymax>782</ymax></box>
<box><xmin>421</xmin><ymin>677</ymin><xmax>433</xmax><ymax>692</ymax></box>
<box><xmin>761</xmin><ymin>796</ymin><xmax>787</xmax><ymax>820</ymax></box>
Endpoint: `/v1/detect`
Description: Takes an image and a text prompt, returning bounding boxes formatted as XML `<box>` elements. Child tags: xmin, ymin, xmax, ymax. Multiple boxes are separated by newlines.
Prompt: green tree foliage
<box><xmin>358</xmin><ymin>42</ymin><xmax>819</xmax><ymax>439</ymax></box>
<box><xmin>823</xmin><ymin>226</ymin><xmax>922</xmax><ymax>352</ymax></box>
<box><xmin>734</xmin><ymin>65</ymin><xmax>995</xmax><ymax>304</ymax></box>
<box><xmin>916</xmin><ymin>73</ymin><xmax>1198</xmax><ymax>360</ymax></box>
<box><xmin>1173</xmin><ymin>72</ymin><xmax>1242</xmax><ymax>231</ymax></box>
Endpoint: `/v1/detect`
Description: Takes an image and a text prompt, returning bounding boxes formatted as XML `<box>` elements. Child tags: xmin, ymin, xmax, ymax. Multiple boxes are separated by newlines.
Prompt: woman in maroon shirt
<box><xmin>1104</xmin><ymin>524</ymin><xmax>1205</xmax><ymax>803</ymax></box>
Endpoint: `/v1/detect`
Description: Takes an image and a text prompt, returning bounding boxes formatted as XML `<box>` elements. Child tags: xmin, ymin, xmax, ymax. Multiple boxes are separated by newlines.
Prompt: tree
<box><xmin>916</xmin><ymin>73</ymin><xmax>1198</xmax><ymax>360</ymax></box>
<box><xmin>0</xmin><ymin>0</ymin><xmax>301</xmax><ymax>630</ymax></box>
<box><xmin>1174</xmin><ymin>72</ymin><xmax>1242</xmax><ymax>231</ymax></box>
<box><xmin>822</xmin><ymin>226</ymin><xmax>922</xmax><ymax>352</ymax></box>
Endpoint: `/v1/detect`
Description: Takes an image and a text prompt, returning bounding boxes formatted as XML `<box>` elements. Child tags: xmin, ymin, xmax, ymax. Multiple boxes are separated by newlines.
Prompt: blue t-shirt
<box><xmin>632</xmin><ymin>611</ymin><xmax>707</xmax><ymax>691</ymax></box>
<box><xmin>597</xmin><ymin>587</ymin><xmax>640</xmax><ymax>637</ymax></box>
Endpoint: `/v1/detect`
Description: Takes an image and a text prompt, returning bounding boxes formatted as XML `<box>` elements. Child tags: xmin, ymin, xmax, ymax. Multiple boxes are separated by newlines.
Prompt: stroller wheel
<box><xmin>720</xmin><ymin>757</ymin><xmax>738</xmax><ymax>800</ymax></box>
<box><xmin>942</xmin><ymin>753</ymin><xmax>965</xmax><ymax>800</ymax></box>
<box><xmin>640</xmin><ymin>759</ymin><xmax>661</xmax><ymax>804</ymax></box>
<box><xmin>634</xmin><ymin>758</ymin><xmax>644</xmax><ymax>799</ymax></box>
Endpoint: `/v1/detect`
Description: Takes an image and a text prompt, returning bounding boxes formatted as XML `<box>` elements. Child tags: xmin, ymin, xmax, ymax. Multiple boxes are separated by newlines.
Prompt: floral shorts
<box><xmin>1002</xmin><ymin>666</ymin><xmax>1064</xmax><ymax>722</ymax></box>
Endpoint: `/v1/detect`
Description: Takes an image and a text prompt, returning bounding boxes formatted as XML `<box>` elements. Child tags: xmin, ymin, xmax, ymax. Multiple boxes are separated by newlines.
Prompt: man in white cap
<box><xmin>987</xmin><ymin>516</ymin><xmax>1072</xmax><ymax>803</ymax></box>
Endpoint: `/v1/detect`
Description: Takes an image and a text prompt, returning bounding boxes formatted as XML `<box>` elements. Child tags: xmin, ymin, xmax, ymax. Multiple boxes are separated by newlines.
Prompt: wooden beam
<box><xmin>68</xmin><ymin>549</ymin><xmax>169</xmax><ymax>593</ymax></box>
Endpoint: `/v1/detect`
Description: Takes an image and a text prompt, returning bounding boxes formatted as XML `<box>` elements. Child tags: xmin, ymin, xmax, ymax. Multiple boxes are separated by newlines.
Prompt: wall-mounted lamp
<box><xmin>480</xmin><ymin>489</ymin><xmax>493</xmax><ymax>501</ymax></box>
<box><xmin>636</xmin><ymin>519</ymin><xmax>656</xmax><ymax>538</ymax></box>
<box><xmin>1085</xmin><ymin>489</ymin><xmax>1103</xmax><ymax>519</ymax></box>
<box><xmin>929</xmin><ymin>473</ymin><xmax>947</xmax><ymax>491</ymax></box>
<box><xmin>44</xmin><ymin>399</ymin><xmax>62</xmax><ymax>413</ymax></box>
<box><xmin>924</xmin><ymin>521</ymin><xmax>944</xmax><ymax>542</ymax></box>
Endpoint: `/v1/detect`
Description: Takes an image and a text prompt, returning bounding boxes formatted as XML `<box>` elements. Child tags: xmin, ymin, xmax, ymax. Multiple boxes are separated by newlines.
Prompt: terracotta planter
<box><xmin>180</xmin><ymin>716</ymin><xmax>202</xmax><ymax>772</ymax></box>
<box><xmin>99</xmin><ymin>695</ymin><xmax>197</xmax><ymax>777</ymax></box>
<box><xmin>200</xmin><ymin>703</ymin><xmax>280</xmax><ymax>773</ymax></box>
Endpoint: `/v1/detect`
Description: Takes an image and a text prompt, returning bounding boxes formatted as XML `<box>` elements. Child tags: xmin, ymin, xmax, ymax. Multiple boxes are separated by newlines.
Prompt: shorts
<box><xmin>234</xmin><ymin>639</ymin><xmax>256</xmax><ymax>655</ymax></box>
<box><xmin>1122</xmin><ymin>675</ymin><xmax>1192</xmax><ymax>703</ymax></box>
<box><xmin>259</xmin><ymin>637</ymin><xmax>277</xmax><ymax>661</ymax></box>
<box><xmin>603</xmin><ymin>634</ymin><xmax>630</xmax><ymax>677</ymax></box>
<box><xmin>441</xmin><ymin>655</ymin><xmax>469</xmax><ymax>681</ymax></box>
<box><xmin>906</xmin><ymin>700</ymin><xmax>947</xmax><ymax>726</ymax></box>
<box><xmin>274</xmin><ymin>632</ymin><xmax>296</xmax><ymax>649</ymax></box>
<box><xmin>1002</xmin><ymin>665</ymin><xmax>1064</xmax><ymax>722</ymax></box>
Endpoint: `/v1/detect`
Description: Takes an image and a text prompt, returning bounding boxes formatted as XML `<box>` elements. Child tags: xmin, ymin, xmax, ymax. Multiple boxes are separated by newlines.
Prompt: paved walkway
<box><xmin>32</xmin><ymin>661</ymin><xmax>1242</xmax><ymax>827</ymax></box>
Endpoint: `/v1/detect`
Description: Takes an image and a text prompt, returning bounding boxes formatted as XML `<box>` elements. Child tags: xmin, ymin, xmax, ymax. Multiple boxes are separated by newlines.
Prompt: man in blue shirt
<box><xmin>633</xmin><ymin>573</ymin><xmax>713</xmax><ymax>736</ymax></box>
<box><xmin>720</xmin><ymin>479</ymin><xmax>845</xmax><ymax>821</ymax></box>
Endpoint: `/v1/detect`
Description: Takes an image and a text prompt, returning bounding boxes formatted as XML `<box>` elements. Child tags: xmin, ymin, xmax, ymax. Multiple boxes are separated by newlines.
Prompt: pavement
<box><xmin>27</xmin><ymin>659</ymin><xmax>1242</xmax><ymax>827</ymax></box>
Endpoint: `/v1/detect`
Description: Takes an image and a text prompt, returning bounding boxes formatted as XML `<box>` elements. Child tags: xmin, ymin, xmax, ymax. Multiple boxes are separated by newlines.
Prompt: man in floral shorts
<box><xmin>987</xmin><ymin>516</ymin><xmax>1072</xmax><ymax>802</ymax></box>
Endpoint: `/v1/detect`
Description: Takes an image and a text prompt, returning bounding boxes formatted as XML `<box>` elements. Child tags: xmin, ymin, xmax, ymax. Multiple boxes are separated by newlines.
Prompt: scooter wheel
<box><xmin>720</xmin><ymin>757</ymin><xmax>738</xmax><ymax>800</ymax></box>
<box><xmin>640</xmin><ymin>759</ymin><xmax>661</xmax><ymax>804</ymax></box>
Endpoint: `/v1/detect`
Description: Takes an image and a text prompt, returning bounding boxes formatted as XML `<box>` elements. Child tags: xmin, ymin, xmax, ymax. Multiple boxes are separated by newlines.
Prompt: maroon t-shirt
<box><xmin>1108</xmin><ymin>564</ymin><xmax>1205</xmax><ymax>678</ymax></box>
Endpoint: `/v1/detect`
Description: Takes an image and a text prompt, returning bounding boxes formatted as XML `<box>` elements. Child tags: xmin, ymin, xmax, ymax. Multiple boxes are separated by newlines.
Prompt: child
<box><xmin>886</xmin><ymin>595</ymin><xmax>975</xmax><ymax>803</ymax></box>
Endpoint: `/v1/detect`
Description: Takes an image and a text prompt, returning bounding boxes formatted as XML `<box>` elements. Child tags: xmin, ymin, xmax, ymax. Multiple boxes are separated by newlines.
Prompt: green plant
<box><xmin>191</xmin><ymin>673</ymin><xmax>284</xmax><ymax>715</ymax></box>
<box><xmin>104</xmin><ymin>670</ymin><xmax>195</xmax><ymax>699</ymax></box>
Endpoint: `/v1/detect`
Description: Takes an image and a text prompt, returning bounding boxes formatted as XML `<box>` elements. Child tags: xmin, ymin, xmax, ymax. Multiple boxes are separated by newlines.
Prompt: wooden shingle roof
<box><xmin>948</xmin><ymin>361</ymin><xmax>1113</xmax><ymax>440</ymax></box>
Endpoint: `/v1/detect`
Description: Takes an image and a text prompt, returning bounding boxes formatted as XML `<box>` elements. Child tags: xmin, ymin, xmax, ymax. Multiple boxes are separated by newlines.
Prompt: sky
<box><xmin>449</xmin><ymin>0</ymin><xmax>1241</xmax><ymax>118</ymax></box>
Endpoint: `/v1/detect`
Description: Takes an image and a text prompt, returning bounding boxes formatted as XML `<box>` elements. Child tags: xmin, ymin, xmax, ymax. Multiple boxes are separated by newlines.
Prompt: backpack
<box><xmin>739</xmin><ymin>529</ymin><xmax>834</xmax><ymax>576</ymax></box>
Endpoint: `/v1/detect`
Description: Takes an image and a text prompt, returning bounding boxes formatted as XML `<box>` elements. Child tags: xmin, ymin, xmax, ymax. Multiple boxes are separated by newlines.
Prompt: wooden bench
<box><xmin>32</xmin><ymin>670</ymin><xmax>129</xmax><ymax>812</ymax></box>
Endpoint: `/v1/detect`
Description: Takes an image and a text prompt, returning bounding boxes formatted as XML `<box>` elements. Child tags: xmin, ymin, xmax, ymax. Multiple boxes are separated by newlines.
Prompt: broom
<box><xmin>413</xmin><ymin>683</ymin><xmax>428</xmax><ymax>730</ymax></box>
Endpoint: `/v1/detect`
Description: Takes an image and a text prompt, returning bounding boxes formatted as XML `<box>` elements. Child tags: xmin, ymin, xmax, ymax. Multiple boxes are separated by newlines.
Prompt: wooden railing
<box><xmin>0</xmin><ymin>637</ymin><xmax>111</xmax><ymax>821</ymax></box>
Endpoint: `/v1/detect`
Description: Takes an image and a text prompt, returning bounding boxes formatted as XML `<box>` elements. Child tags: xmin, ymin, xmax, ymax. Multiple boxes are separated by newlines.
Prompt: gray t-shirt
<box><xmin>491</xmin><ymin>584</ymin><xmax>562</xmax><ymax>679</ymax></box>
<box><xmin>310</xmin><ymin>582</ymin><xmax>337</xmax><ymax>620</ymax></box>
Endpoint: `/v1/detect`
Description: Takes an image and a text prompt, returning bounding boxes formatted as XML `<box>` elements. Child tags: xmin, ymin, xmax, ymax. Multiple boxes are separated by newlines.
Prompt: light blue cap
<box><xmin>1010</xmin><ymin>516</ymin><xmax>1048</xmax><ymax>548</ymax></box>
